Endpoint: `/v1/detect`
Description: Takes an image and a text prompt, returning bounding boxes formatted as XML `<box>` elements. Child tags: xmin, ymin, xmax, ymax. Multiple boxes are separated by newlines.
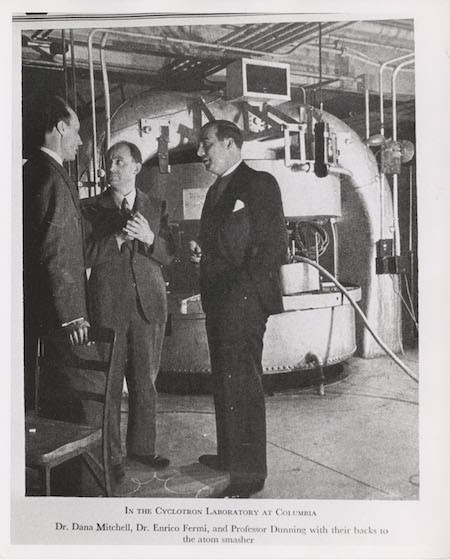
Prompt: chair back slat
<box><xmin>38</xmin><ymin>356</ymin><xmax>109</xmax><ymax>372</ymax></box>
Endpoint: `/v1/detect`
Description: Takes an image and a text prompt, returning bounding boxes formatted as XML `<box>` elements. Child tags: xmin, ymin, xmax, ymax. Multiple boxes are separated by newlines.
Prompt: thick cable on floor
<box><xmin>293</xmin><ymin>256</ymin><xmax>418</xmax><ymax>383</ymax></box>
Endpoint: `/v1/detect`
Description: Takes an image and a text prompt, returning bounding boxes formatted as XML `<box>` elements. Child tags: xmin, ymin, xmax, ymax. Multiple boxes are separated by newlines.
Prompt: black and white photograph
<box><xmin>5</xmin><ymin>3</ymin><xmax>449</xmax><ymax>558</ymax></box>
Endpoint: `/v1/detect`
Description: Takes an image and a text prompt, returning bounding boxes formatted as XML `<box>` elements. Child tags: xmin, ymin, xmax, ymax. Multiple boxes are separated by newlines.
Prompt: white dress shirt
<box><xmin>220</xmin><ymin>159</ymin><xmax>242</xmax><ymax>178</ymax></box>
<box><xmin>112</xmin><ymin>188</ymin><xmax>136</xmax><ymax>210</ymax></box>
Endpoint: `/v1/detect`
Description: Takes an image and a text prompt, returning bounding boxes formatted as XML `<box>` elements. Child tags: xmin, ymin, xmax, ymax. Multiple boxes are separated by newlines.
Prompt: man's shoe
<box><xmin>215</xmin><ymin>479</ymin><xmax>265</xmax><ymax>499</ymax></box>
<box><xmin>112</xmin><ymin>464</ymin><xmax>125</xmax><ymax>484</ymax></box>
<box><xmin>198</xmin><ymin>454</ymin><xmax>228</xmax><ymax>471</ymax></box>
<box><xmin>128</xmin><ymin>453</ymin><xmax>170</xmax><ymax>470</ymax></box>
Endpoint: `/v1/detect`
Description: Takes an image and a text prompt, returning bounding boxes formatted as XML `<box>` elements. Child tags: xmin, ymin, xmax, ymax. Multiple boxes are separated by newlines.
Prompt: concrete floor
<box><xmin>114</xmin><ymin>350</ymin><xmax>419</xmax><ymax>500</ymax></box>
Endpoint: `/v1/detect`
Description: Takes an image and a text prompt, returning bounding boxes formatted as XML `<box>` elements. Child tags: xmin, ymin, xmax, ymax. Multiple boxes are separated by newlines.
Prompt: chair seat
<box><xmin>26</xmin><ymin>412</ymin><xmax>101</xmax><ymax>467</ymax></box>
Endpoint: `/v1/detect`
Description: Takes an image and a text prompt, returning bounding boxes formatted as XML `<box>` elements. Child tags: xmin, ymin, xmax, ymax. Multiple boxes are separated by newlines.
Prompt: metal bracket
<box><xmin>158</xmin><ymin>126</ymin><xmax>170</xmax><ymax>174</ymax></box>
<box><xmin>282</xmin><ymin>123</ymin><xmax>308</xmax><ymax>167</ymax></box>
<box><xmin>241</xmin><ymin>102</ymin><xmax>285</xmax><ymax>139</ymax></box>
<box><xmin>188</xmin><ymin>97</ymin><xmax>216</xmax><ymax>131</ymax></box>
<box><xmin>242</xmin><ymin>102</ymin><xmax>311</xmax><ymax>167</ymax></box>
<box><xmin>140</xmin><ymin>118</ymin><xmax>152</xmax><ymax>135</ymax></box>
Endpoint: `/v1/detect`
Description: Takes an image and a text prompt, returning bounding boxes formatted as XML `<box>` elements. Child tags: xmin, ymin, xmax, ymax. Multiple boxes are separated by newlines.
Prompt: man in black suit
<box><xmin>190</xmin><ymin>120</ymin><xmax>288</xmax><ymax>498</ymax></box>
<box><xmin>82</xmin><ymin>141</ymin><xmax>175</xmax><ymax>483</ymax></box>
<box><xmin>23</xmin><ymin>96</ymin><xmax>90</xmax><ymax>411</ymax></box>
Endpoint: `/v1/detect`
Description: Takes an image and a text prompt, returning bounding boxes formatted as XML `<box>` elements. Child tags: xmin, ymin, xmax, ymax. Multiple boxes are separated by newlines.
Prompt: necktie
<box><xmin>120</xmin><ymin>198</ymin><xmax>134</xmax><ymax>252</ymax></box>
<box><xmin>121</xmin><ymin>197</ymin><xmax>132</xmax><ymax>218</ymax></box>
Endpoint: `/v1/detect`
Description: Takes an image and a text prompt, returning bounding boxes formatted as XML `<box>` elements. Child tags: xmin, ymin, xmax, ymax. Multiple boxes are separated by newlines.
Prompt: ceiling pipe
<box><xmin>282</xmin><ymin>21</ymin><xmax>355</xmax><ymax>54</ymax></box>
<box><xmin>69</xmin><ymin>31</ymin><xmax>78</xmax><ymax>113</ymax></box>
<box><xmin>392</xmin><ymin>57</ymin><xmax>414</xmax><ymax>142</ymax></box>
<box><xmin>61</xmin><ymin>30</ymin><xmax>72</xmax><ymax>179</ymax></box>
<box><xmin>69</xmin><ymin>30</ymin><xmax>79</xmax><ymax>182</ymax></box>
<box><xmin>23</xmin><ymin>38</ymin><xmax>52</xmax><ymax>49</ymax></box>
<box><xmin>226</xmin><ymin>22</ymin><xmax>294</xmax><ymax>48</ymax></box>
<box><xmin>391</xmin><ymin>56</ymin><xmax>414</xmax><ymax>257</ymax></box>
<box><xmin>318</xmin><ymin>23</ymin><xmax>323</xmax><ymax>109</ymax></box>
<box><xmin>286</xmin><ymin>41</ymin><xmax>386</xmax><ymax>75</ymax></box>
<box><xmin>327</xmin><ymin>34</ymin><xmax>413</xmax><ymax>52</ymax></box>
<box><xmin>329</xmin><ymin>19</ymin><xmax>414</xmax><ymax>43</ymax></box>
<box><xmin>220</xmin><ymin>22</ymin><xmax>283</xmax><ymax>45</ymax></box>
<box><xmin>379</xmin><ymin>53</ymin><xmax>414</xmax><ymax>136</ymax></box>
<box><xmin>87</xmin><ymin>29</ymin><xmax>104</xmax><ymax>190</ymax></box>
<box><xmin>375</xmin><ymin>53</ymin><xmax>414</xmax><ymax>253</ymax></box>
<box><xmin>89</xmin><ymin>27</ymin><xmax>328</xmax><ymax>64</ymax></box>
<box><xmin>233</xmin><ymin>22</ymin><xmax>313</xmax><ymax>49</ymax></box>
<box><xmin>298</xmin><ymin>87</ymin><xmax>307</xmax><ymax>104</ymax></box>
<box><xmin>253</xmin><ymin>21</ymin><xmax>352</xmax><ymax>53</ymax></box>
<box><xmin>61</xmin><ymin>30</ymin><xmax>68</xmax><ymax>103</ymax></box>
<box><xmin>100</xmin><ymin>33</ymin><xmax>111</xmax><ymax>152</ymax></box>
<box><xmin>242</xmin><ymin>22</ymin><xmax>314</xmax><ymax>50</ymax></box>
<box><xmin>218</xmin><ymin>23</ymin><xmax>260</xmax><ymax>43</ymax></box>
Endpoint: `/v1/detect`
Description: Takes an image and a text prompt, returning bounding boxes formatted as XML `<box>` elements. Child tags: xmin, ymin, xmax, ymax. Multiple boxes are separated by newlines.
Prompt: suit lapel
<box><xmin>40</xmin><ymin>151</ymin><xmax>81</xmax><ymax>212</ymax></box>
<box><xmin>225</xmin><ymin>161</ymin><xmax>248</xmax><ymax>197</ymax></box>
<box><xmin>201</xmin><ymin>163</ymin><xmax>247</xmax><ymax>226</ymax></box>
<box><xmin>133</xmin><ymin>189</ymin><xmax>163</xmax><ymax>254</ymax></box>
<box><xmin>216</xmin><ymin>162</ymin><xmax>249</xmax><ymax>214</ymax></box>
<box><xmin>135</xmin><ymin>189</ymin><xmax>162</xmax><ymax>225</ymax></box>
<box><xmin>134</xmin><ymin>189</ymin><xmax>145</xmax><ymax>215</ymax></box>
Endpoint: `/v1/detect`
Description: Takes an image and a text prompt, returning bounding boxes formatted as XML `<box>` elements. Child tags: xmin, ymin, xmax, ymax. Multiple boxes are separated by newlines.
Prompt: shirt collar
<box><xmin>40</xmin><ymin>146</ymin><xmax>63</xmax><ymax>167</ymax></box>
<box><xmin>112</xmin><ymin>188</ymin><xmax>136</xmax><ymax>209</ymax></box>
<box><xmin>220</xmin><ymin>159</ymin><xmax>242</xmax><ymax>178</ymax></box>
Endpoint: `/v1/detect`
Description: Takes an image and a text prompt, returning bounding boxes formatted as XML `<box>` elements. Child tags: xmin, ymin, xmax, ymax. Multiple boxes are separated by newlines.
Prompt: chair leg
<box><xmin>81</xmin><ymin>452</ymin><xmax>109</xmax><ymax>496</ymax></box>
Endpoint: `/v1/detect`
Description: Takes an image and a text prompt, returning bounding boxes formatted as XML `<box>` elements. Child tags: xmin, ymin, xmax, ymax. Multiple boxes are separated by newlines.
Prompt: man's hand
<box><xmin>188</xmin><ymin>240</ymin><xmax>202</xmax><ymax>264</ymax></box>
<box><xmin>64</xmin><ymin>319</ymin><xmax>90</xmax><ymax>345</ymax></box>
<box><xmin>123</xmin><ymin>212</ymin><xmax>155</xmax><ymax>246</ymax></box>
<box><xmin>116</xmin><ymin>231</ymin><xmax>134</xmax><ymax>246</ymax></box>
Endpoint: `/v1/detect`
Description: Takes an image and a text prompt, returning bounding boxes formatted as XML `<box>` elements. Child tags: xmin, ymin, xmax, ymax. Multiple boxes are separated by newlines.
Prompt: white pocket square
<box><xmin>233</xmin><ymin>199</ymin><xmax>245</xmax><ymax>212</ymax></box>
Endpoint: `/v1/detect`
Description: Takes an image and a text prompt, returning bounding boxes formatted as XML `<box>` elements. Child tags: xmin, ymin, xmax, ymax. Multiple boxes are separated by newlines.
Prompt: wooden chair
<box><xmin>25</xmin><ymin>326</ymin><xmax>117</xmax><ymax>497</ymax></box>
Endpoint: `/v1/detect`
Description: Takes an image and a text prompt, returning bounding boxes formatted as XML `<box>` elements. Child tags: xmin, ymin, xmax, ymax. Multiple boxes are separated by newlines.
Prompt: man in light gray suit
<box><xmin>82</xmin><ymin>141</ymin><xmax>175</xmax><ymax>483</ymax></box>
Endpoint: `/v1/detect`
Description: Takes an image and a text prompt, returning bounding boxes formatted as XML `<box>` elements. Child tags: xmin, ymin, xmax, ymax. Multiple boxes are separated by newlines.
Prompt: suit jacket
<box><xmin>82</xmin><ymin>188</ymin><xmax>175</xmax><ymax>328</ymax></box>
<box><xmin>23</xmin><ymin>150</ymin><xmax>88</xmax><ymax>331</ymax></box>
<box><xmin>199</xmin><ymin>161</ymin><xmax>288</xmax><ymax>315</ymax></box>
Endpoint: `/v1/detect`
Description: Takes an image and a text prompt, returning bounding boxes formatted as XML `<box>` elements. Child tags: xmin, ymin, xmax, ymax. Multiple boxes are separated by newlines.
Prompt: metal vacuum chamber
<box><xmin>79</xmin><ymin>89</ymin><xmax>402</xmax><ymax>390</ymax></box>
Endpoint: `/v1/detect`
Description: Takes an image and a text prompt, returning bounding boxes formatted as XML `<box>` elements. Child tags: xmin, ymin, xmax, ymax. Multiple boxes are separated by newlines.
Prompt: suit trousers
<box><xmin>205</xmin><ymin>286</ymin><xmax>268</xmax><ymax>483</ymax></box>
<box><xmin>109</xmin><ymin>297</ymin><xmax>165</xmax><ymax>466</ymax></box>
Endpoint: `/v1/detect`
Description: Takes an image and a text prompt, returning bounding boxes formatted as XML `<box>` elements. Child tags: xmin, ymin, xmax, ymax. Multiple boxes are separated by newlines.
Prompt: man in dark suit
<box><xmin>23</xmin><ymin>96</ymin><xmax>90</xmax><ymax>411</ymax></box>
<box><xmin>82</xmin><ymin>141</ymin><xmax>175</xmax><ymax>483</ymax></box>
<box><xmin>190</xmin><ymin>120</ymin><xmax>288</xmax><ymax>498</ymax></box>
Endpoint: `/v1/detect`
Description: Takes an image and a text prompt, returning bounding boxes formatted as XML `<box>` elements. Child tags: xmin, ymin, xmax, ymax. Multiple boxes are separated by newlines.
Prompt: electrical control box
<box><xmin>226</xmin><ymin>58</ymin><xmax>291</xmax><ymax>104</ymax></box>
<box><xmin>376</xmin><ymin>239</ymin><xmax>395</xmax><ymax>274</ymax></box>
<box><xmin>375</xmin><ymin>239</ymin><xmax>408</xmax><ymax>274</ymax></box>
<box><xmin>376</xmin><ymin>238</ymin><xmax>394</xmax><ymax>258</ymax></box>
